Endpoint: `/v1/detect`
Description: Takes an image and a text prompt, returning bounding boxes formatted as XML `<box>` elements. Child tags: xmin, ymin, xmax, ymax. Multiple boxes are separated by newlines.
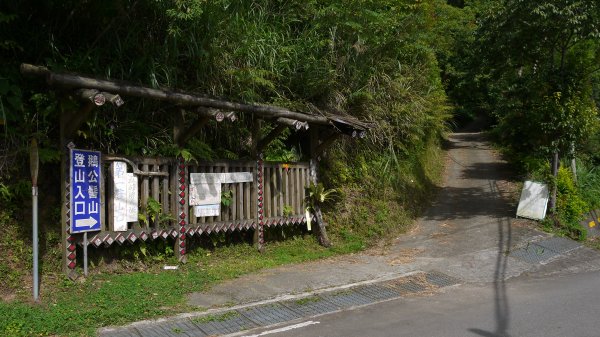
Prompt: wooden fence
<box><xmin>84</xmin><ymin>157</ymin><xmax>312</xmax><ymax>248</ymax></box>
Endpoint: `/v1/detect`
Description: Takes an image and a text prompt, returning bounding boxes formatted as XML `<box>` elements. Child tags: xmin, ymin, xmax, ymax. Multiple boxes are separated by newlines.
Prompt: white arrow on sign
<box><xmin>76</xmin><ymin>217</ymin><xmax>98</xmax><ymax>228</ymax></box>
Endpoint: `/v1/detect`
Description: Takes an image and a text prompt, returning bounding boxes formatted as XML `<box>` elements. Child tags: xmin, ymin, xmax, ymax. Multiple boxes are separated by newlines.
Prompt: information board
<box><xmin>516</xmin><ymin>181</ymin><xmax>549</xmax><ymax>220</ymax></box>
<box><xmin>111</xmin><ymin>161</ymin><xmax>138</xmax><ymax>231</ymax></box>
<box><xmin>189</xmin><ymin>172</ymin><xmax>252</xmax><ymax>218</ymax></box>
<box><xmin>70</xmin><ymin>149</ymin><xmax>102</xmax><ymax>233</ymax></box>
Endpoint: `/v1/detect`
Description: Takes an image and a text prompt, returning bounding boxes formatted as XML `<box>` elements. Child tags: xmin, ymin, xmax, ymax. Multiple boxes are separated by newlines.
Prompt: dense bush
<box><xmin>0</xmin><ymin>0</ymin><xmax>460</xmax><ymax>284</ymax></box>
<box><xmin>553</xmin><ymin>167</ymin><xmax>588</xmax><ymax>240</ymax></box>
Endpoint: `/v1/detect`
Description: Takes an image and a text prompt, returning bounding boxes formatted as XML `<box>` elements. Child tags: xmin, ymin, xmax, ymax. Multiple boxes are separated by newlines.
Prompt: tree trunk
<box><xmin>313</xmin><ymin>205</ymin><xmax>332</xmax><ymax>248</ymax></box>
<box><xmin>549</xmin><ymin>152</ymin><xmax>559</xmax><ymax>213</ymax></box>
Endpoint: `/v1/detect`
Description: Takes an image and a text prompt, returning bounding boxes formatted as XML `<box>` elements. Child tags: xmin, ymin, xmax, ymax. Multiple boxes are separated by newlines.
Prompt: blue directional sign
<box><xmin>70</xmin><ymin>149</ymin><xmax>102</xmax><ymax>233</ymax></box>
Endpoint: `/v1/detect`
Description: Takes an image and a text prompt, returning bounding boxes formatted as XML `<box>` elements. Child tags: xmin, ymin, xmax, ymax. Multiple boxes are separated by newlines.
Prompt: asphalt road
<box><xmin>101</xmin><ymin>131</ymin><xmax>600</xmax><ymax>337</ymax></box>
<box><xmin>230</xmin><ymin>132</ymin><xmax>600</xmax><ymax>337</ymax></box>
<box><xmin>240</xmin><ymin>271</ymin><xmax>600</xmax><ymax>337</ymax></box>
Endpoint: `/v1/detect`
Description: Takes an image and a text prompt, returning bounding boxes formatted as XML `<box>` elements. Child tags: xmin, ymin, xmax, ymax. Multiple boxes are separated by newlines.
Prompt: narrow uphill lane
<box><xmin>99</xmin><ymin>133</ymin><xmax>600</xmax><ymax>337</ymax></box>
<box><xmin>394</xmin><ymin>132</ymin><xmax>537</xmax><ymax>283</ymax></box>
<box><xmin>223</xmin><ymin>132</ymin><xmax>600</xmax><ymax>337</ymax></box>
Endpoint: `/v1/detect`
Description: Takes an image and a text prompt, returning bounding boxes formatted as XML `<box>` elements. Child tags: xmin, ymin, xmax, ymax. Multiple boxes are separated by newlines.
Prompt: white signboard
<box><xmin>516</xmin><ymin>181</ymin><xmax>549</xmax><ymax>220</ymax></box>
<box><xmin>189</xmin><ymin>178</ymin><xmax>222</xmax><ymax>206</ymax></box>
<box><xmin>112</xmin><ymin>161</ymin><xmax>138</xmax><ymax>231</ymax></box>
<box><xmin>189</xmin><ymin>172</ymin><xmax>252</xmax><ymax>218</ymax></box>
<box><xmin>194</xmin><ymin>204</ymin><xmax>221</xmax><ymax>217</ymax></box>
<box><xmin>189</xmin><ymin>172</ymin><xmax>252</xmax><ymax>206</ymax></box>
<box><xmin>190</xmin><ymin>172</ymin><xmax>253</xmax><ymax>184</ymax></box>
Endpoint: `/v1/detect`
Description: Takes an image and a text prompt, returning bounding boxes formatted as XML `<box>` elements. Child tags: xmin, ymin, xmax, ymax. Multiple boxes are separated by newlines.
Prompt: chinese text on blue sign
<box><xmin>70</xmin><ymin>149</ymin><xmax>102</xmax><ymax>233</ymax></box>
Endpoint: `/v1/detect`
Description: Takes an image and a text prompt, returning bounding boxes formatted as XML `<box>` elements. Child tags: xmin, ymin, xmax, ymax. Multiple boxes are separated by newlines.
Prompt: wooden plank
<box><xmin>299</xmin><ymin>167</ymin><xmax>305</xmax><ymax>215</ymax></box>
<box><xmin>297</xmin><ymin>167</ymin><xmax>302</xmax><ymax>214</ymax></box>
<box><xmin>284</xmin><ymin>167</ymin><xmax>290</xmax><ymax>214</ymax></box>
<box><xmin>237</xmin><ymin>166</ymin><xmax>244</xmax><ymax>221</ymax></box>
<box><xmin>231</xmin><ymin>166</ymin><xmax>237</xmax><ymax>221</ymax></box>
<box><xmin>289</xmin><ymin>167</ymin><xmax>294</xmax><ymax>215</ymax></box>
<box><xmin>152</xmin><ymin>164</ymin><xmax>160</xmax><ymax>229</ymax></box>
<box><xmin>265</xmin><ymin>166</ymin><xmax>271</xmax><ymax>218</ymax></box>
<box><xmin>140</xmin><ymin>163</ymin><xmax>149</xmax><ymax>229</ymax></box>
<box><xmin>245</xmin><ymin>165</ymin><xmax>251</xmax><ymax>220</ymax></box>
<box><xmin>278</xmin><ymin>167</ymin><xmax>284</xmax><ymax>217</ymax></box>
<box><xmin>220</xmin><ymin>165</ymin><xmax>227</xmax><ymax>222</ymax></box>
<box><xmin>169</xmin><ymin>161</ymin><xmax>178</xmax><ymax>228</ymax></box>
<box><xmin>271</xmin><ymin>166</ymin><xmax>278</xmax><ymax>217</ymax></box>
<box><xmin>161</xmin><ymin>164</ymin><xmax>170</xmax><ymax>223</ymax></box>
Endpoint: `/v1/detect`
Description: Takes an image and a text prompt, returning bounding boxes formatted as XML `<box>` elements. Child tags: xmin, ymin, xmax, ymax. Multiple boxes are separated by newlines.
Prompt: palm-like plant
<box><xmin>304</xmin><ymin>183</ymin><xmax>336</xmax><ymax>247</ymax></box>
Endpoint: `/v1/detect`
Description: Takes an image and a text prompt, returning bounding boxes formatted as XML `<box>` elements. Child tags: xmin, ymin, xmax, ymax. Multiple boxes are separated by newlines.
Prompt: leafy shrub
<box><xmin>553</xmin><ymin>167</ymin><xmax>588</xmax><ymax>240</ymax></box>
<box><xmin>576</xmin><ymin>160</ymin><xmax>600</xmax><ymax>210</ymax></box>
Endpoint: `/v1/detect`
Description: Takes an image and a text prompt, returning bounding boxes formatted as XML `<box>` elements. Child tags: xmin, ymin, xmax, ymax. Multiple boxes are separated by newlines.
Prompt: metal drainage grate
<box><xmin>385</xmin><ymin>276</ymin><xmax>427</xmax><ymax>294</ymax></box>
<box><xmin>354</xmin><ymin>283</ymin><xmax>404</xmax><ymax>301</ymax></box>
<box><xmin>534</xmin><ymin>237</ymin><xmax>581</xmax><ymax>254</ymax></box>
<box><xmin>510</xmin><ymin>243</ymin><xmax>560</xmax><ymax>264</ymax></box>
<box><xmin>238</xmin><ymin>303</ymin><xmax>303</xmax><ymax>326</ymax></box>
<box><xmin>100</xmin><ymin>328</ymin><xmax>142</xmax><ymax>337</ymax></box>
<box><xmin>425</xmin><ymin>271</ymin><xmax>461</xmax><ymax>287</ymax></box>
<box><xmin>191</xmin><ymin>312</ymin><xmax>256</xmax><ymax>336</ymax></box>
<box><xmin>100</xmin><ymin>271</ymin><xmax>464</xmax><ymax>336</ymax></box>
<box><xmin>282</xmin><ymin>296</ymin><xmax>340</xmax><ymax>317</ymax></box>
<box><xmin>319</xmin><ymin>290</ymin><xmax>375</xmax><ymax>309</ymax></box>
<box><xmin>135</xmin><ymin>319</ymin><xmax>204</xmax><ymax>337</ymax></box>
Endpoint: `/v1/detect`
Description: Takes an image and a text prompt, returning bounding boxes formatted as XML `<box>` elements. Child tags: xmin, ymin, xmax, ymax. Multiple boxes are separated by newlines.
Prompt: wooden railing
<box><xmin>188</xmin><ymin>160</ymin><xmax>257</xmax><ymax>226</ymax></box>
<box><xmin>88</xmin><ymin>157</ymin><xmax>311</xmax><ymax>248</ymax></box>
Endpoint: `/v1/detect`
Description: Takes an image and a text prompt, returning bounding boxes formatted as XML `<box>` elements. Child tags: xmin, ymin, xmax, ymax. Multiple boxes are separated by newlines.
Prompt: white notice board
<box><xmin>189</xmin><ymin>172</ymin><xmax>252</xmax><ymax>218</ymax></box>
<box><xmin>112</xmin><ymin>161</ymin><xmax>138</xmax><ymax>231</ymax></box>
<box><xmin>516</xmin><ymin>181</ymin><xmax>549</xmax><ymax>220</ymax></box>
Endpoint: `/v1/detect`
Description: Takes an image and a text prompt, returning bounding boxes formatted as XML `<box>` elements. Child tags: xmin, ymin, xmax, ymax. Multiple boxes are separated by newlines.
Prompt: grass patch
<box><xmin>0</xmin><ymin>127</ymin><xmax>446</xmax><ymax>337</ymax></box>
<box><xmin>192</xmin><ymin>311</ymin><xmax>240</xmax><ymax>324</ymax></box>
<box><xmin>0</xmin><ymin>234</ymin><xmax>362</xmax><ymax>336</ymax></box>
<box><xmin>294</xmin><ymin>296</ymin><xmax>322</xmax><ymax>305</ymax></box>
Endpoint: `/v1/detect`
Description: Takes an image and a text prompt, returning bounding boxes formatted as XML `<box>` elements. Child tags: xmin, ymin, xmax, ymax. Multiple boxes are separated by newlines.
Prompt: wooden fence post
<box><xmin>252</xmin><ymin>119</ymin><xmax>265</xmax><ymax>252</ymax></box>
<box><xmin>175</xmin><ymin>156</ymin><xmax>188</xmax><ymax>262</ymax></box>
<box><xmin>309</xmin><ymin>128</ymin><xmax>332</xmax><ymax>247</ymax></box>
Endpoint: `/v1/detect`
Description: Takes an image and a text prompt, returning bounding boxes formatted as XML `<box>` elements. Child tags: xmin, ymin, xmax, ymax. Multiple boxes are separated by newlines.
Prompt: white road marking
<box><xmin>241</xmin><ymin>321</ymin><xmax>320</xmax><ymax>337</ymax></box>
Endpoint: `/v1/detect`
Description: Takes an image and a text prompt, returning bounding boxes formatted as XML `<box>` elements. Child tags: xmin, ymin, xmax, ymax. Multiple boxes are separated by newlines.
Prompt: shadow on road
<box><xmin>422</xmin><ymin>185</ymin><xmax>514</xmax><ymax>221</ymax></box>
<box><xmin>468</xmin><ymin>181</ymin><xmax>513</xmax><ymax>337</ymax></box>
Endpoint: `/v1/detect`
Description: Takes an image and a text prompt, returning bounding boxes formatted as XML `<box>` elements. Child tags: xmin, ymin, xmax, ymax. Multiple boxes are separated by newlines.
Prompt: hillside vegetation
<box><xmin>1</xmin><ymin>1</ymin><xmax>599</xmax><ymax>335</ymax></box>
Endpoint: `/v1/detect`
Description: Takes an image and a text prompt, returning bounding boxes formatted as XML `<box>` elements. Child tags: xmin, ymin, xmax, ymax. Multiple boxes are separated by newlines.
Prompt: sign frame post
<box><xmin>30</xmin><ymin>139</ymin><xmax>39</xmax><ymax>301</ymax></box>
<box><xmin>68</xmin><ymin>148</ymin><xmax>102</xmax><ymax>278</ymax></box>
<box><xmin>69</xmin><ymin>149</ymin><xmax>102</xmax><ymax>234</ymax></box>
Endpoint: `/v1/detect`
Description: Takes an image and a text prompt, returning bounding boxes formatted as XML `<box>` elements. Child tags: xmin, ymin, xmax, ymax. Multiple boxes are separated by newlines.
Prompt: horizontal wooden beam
<box><xmin>21</xmin><ymin>63</ymin><xmax>332</xmax><ymax>126</ymax></box>
<box><xmin>276</xmin><ymin>117</ymin><xmax>309</xmax><ymax>130</ymax></box>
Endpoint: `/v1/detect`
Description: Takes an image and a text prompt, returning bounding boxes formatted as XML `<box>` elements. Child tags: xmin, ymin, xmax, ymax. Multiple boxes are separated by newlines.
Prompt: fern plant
<box><xmin>304</xmin><ymin>182</ymin><xmax>336</xmax><ymax>231</ymax></box>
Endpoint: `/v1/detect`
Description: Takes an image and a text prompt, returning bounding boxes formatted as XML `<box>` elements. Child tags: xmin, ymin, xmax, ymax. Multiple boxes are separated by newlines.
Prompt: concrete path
<box><xmin>98</xmin><ymin>133</ymin><xmax>600</xmax><ymax>337</ymax></box>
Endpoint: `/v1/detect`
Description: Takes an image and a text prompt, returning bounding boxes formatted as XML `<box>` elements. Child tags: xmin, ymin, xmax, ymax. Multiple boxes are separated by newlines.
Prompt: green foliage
<box><xmin>192</xmin><ymin>311</ymin><xmax>240</xmax><ymax>324</ymax></box>
<box><xmin>221</xmin><ymin>190</ymin><xmax>233</xmax><ymax>207</ymax></box>
<box><xmin>326</xmin><ymin>136</ymin><xmax>444</xmax><ymax>245</ymax></box>
<box><xmin>0</xmin><ymin>209</ymin><xmax>33</xmax><ymax>292</ymax></box>
<box><xmin>139</xmin><ymin>197</ymin><xmax>174</xmax><ymax>228</ymax></box>
<box><xmin>304</xmin><ymin>182</ymin><xmax>337</xmax><ymax>209</ymax></box>
<box><xmin>282</xmin><ymin>205</ymin><xmax>294</xmax><ymax>217</ymax></box>
<box><xmin>0</xmin><ymin>2</ymin><xmax>453</xmax><ymax>332</ymax></box>
<box><xmin>471</xmin><ymin>0</ymin><xmax>600</xmax><ymax>157</ymax></box>
<box><xmin>0</xmin><ymin>234</ymin><xmax>363</xmax><ymax>336</ymax></box>
<box><xmin>548</xmin><ymin>167</ymin><xmax>588</xmax><ymax>241</ymax></box>
<box><xmin>577</xmin><ymin>160</ymin><xmax>600</xmax><ymax>210</ymax></box>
